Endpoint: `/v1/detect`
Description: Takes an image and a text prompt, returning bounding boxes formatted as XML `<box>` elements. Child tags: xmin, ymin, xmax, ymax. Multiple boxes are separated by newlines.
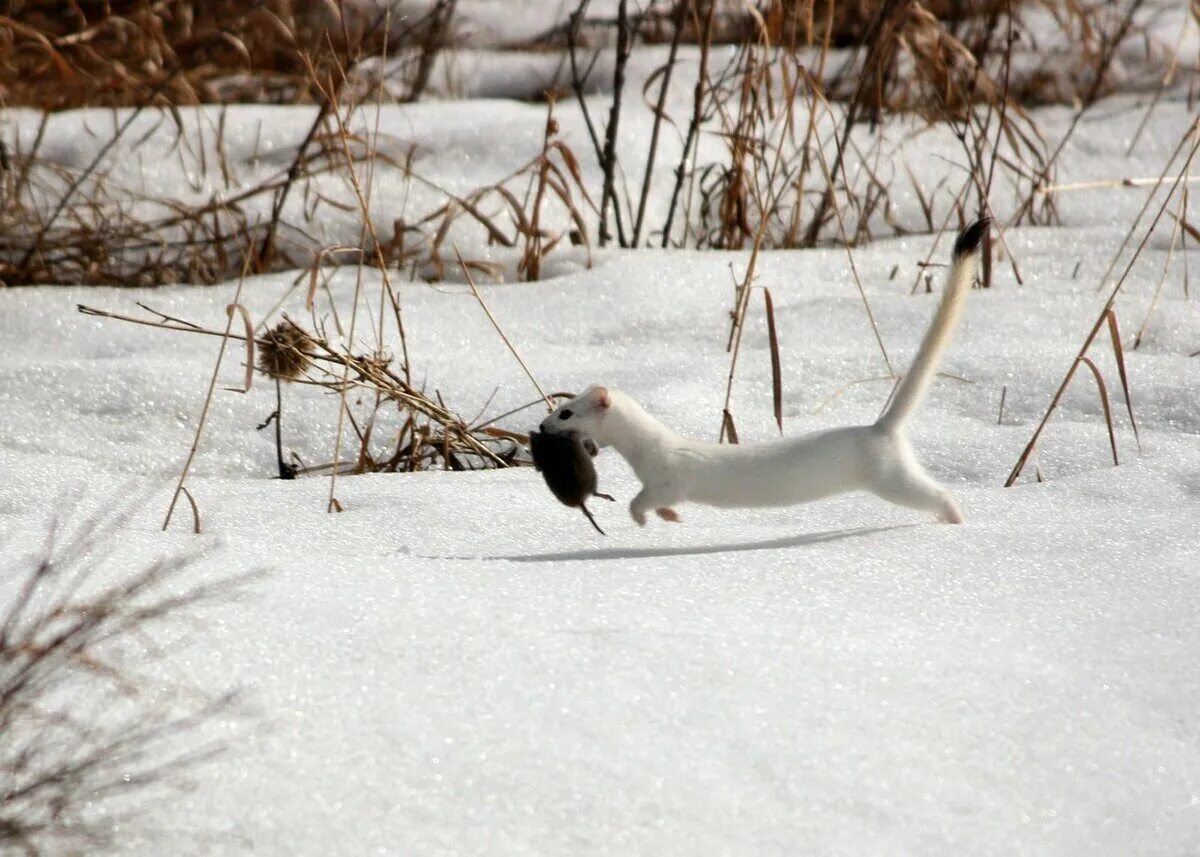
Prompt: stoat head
<box><xmin>540</xmin><ymin>385</ymin><xmax>614</xmax><ymax>445</ymax></box>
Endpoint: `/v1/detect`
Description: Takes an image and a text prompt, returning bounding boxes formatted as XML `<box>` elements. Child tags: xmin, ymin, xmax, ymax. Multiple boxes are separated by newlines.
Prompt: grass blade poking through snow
<box><xmin>1106</xmin><ymin>309</ymin><xmax>1141</xmax><ymax>452</ymax></box>
<box><xmin>225</xmin><ymin>303</ymin><xmax>255</xmax><ymax>393</ymax></box>
<box><xmin>180</xmin><ymin>486</ymin><xmax>202</xmax><ymax>534</ymax></box>
<box><xmin>632</xmin><ymin>0</ymin><xmax>687</xmax><ymax>247</ymax></box>
<box><xmin>722</xmin><ymin>410</ymin><xmax>740</xmax><ymax>445</ymax></box>
<box><xmin>162</xmin><ymin>243</ymin><xmax>254</xmax><ymax>532</ymax></box>
<box><xmin>762</xmin><ymin>287</ymin><xmax>784</xmax><ymax>434</ymax></box>
<box><xmin>598</xmin><ymin>0</ymin><xmax>633</xmax><ymax>248</ymax></box>
<box><xmin>1078</xmin><ymin>357</ymin><xmax>1119</xmax><ymax>467</ymax></box>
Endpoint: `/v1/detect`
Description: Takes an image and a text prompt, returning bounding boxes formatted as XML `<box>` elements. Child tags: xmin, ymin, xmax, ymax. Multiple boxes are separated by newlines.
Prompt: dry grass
<box><xmin>0</xmin><ymin>91</ymin><xmax>591</xmax><ymax>290</ymax></box>
<box><xmin>77</xmin><ymin>302</ymin><xmax>524</xmax><ymax>477</ymax></box>
<box><xmin>0</xmin><ymin>0</ymin><xmax>1179</xmax><ymax>288</ymax></box>
<box><xmin>565</xmin><ymin>0</ymin><xmax>1183</xmax><ymax>253</ymax></box>
<box><xmin>0</xmin><ymin>0</ymin><xmax>459</xmax><ymax>108</ymax></box>
<box><xmin>0</xmin><ymin>1</ymin><xmax>519</xmax><ymax>287</ymax></box>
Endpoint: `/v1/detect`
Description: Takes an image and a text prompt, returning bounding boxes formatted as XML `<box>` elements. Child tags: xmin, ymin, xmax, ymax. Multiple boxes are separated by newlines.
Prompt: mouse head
<box><xmin>540</xmin><ymin>385</ymin><xmax>613</xmax><ymax>445</ymax></box>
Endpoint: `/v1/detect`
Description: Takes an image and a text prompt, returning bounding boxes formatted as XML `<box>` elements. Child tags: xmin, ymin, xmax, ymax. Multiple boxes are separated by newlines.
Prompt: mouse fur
<box><xmin>529</xmin><ymin>428</ymin><xmax>615</xmax><ymax>534</ymax></box>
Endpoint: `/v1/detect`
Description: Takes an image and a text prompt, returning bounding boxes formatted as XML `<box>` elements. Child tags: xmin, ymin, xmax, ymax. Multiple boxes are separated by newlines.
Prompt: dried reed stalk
<box><xmin>598</xmin><ymin>0</ymin><xmax>633</xmax><ymax>248</ymax></box>
<box><xmin>762</xmin><ymin>286</ymin><xmax>784</xmax><ymax>433</ymax></box>
<box><xmin>162</xmin><ymin>245</ymin><xmax>256</xmax><ymax>532</ymax></box>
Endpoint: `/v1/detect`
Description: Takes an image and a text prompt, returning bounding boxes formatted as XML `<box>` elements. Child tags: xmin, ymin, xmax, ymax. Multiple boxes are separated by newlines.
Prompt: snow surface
<box><xmin>2</xmin><ymin>221</ymin><xmax>1199</xmax><ymax>854</ymax></box>
<box><xmin>2</xmin><ymin>5</ymin><xmax>1200</xmax><ymax>852</ymax></box>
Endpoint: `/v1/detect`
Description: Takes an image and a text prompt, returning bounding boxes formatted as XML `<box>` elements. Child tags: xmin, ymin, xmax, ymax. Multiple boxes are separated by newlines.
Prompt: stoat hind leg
<box><xmin>866</xmin><ymin>465</ymin><xmax>964</xmax><ymax>524</ymax></box>
<box><xmin>630</xmin><ymin>485</ymin><xmax>682</xmax><ymax>527</ymax></box>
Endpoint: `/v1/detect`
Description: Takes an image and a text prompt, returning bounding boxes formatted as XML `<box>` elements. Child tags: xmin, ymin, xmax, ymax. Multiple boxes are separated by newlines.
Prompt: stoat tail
<box><xmin>875</xmin><ymin>218</ymin><xmax>989</xmax><ymax>434</ymax></box>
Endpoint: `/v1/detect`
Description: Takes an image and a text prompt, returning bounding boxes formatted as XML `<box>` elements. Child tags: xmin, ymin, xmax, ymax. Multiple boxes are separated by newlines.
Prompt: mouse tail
<box><xmin>876</xmin><ymin>218</ymin><xmax>988</xmax><ymax>434</ymax></box>
<box><xmin>580</xmin><ymin>503</ymin><xmax>607</xmax><ymax>536</ymax></box>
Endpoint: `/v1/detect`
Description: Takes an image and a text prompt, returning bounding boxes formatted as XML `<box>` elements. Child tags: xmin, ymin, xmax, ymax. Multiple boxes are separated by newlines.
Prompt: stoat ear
<box><xmin>593</xmin><ymin>386</ymin><xmax>611</xmax><ymax>410</ymax></box>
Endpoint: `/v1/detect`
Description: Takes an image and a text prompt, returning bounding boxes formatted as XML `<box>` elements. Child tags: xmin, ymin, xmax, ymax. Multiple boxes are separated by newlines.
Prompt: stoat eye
<box><xmin>559</xmin><ymin>409</ymin><xmax>573</xmax><ymax>420</ymax></box>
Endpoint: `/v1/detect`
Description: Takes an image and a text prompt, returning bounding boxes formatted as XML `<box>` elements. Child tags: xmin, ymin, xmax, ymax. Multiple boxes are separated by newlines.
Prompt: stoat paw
<box><xmin>630</xmin><ymin>507</ymin><xmax>647</xmax><ymax>527</ymax></box>
<box><xmin>940</xmin><ymin>500</ymin><xmax>965</xmax><ymax>524</ymax></box>
<box><xmin>655</xmin><ymin>507</ymin><xmax>681</xmax><ymax>523</ymax></box>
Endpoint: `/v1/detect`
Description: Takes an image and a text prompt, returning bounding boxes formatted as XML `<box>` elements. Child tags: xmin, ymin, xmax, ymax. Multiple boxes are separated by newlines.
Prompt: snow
<box><xmin>3</xmin><ymin>5</ymin><xmax>1200</xmax><ymax>854</ymax></box>
<box><xmin>3</xmin><ymin>221</ymin><xmax>1200</xmax><ymax>854</ymax></box>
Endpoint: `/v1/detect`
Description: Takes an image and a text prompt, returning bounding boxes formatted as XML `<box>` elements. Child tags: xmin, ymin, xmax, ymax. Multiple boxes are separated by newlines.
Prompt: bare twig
<box><xmin>455</xmin><ymin>245</ymin><xmax>551</xmax><ymax>410</ymax></box>
<box><xmin>632</xmin><ymin>0</ymin><xmax>687</xmax><ymax>247</ymax></box>
<box><xmin>598</xmin><ymin>0</ymin><xmax>633</xmax><ymax>247</ymax></box>
<box><xmin>162</xmin><ymin>243</ymin><xmax>255</xmax><ymax>532</ymax></box>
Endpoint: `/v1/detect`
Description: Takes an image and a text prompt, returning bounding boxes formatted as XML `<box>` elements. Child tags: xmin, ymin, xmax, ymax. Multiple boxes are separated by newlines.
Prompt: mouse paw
<box><xmin>655</xmin><ymin>507</ymin><xmax>681</xmax><ymax>523</ymax></box>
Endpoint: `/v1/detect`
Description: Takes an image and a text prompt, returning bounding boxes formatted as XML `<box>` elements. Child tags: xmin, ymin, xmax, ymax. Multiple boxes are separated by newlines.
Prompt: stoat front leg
<box><xmin>630</xmin><ymin>484</ymin><xmax>681</xmax><ymax>527</ymax></box>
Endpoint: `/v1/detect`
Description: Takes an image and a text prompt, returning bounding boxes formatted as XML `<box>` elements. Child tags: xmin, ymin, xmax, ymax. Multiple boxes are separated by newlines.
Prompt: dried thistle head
<box><xmin>258</xmin><ymin>322</ymin><xmax>313</xmax><ymax>382</ymax></box>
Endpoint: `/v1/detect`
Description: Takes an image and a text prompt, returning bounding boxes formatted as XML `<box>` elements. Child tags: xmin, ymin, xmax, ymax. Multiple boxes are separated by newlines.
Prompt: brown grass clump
<box><xmin>747</xmin><ymin>0</ymin><xmax>1018</xmax><ymax>49</ymax></box>
<box><xmin>258</xmin><ymin>320</ymin><xmax>314</xmax><ymax>382</ymax></box>
<box><xmin>0</xmin><ymin>0</ymin><xmax>370</xmax><ymax>108</ymax></box>
<box><xmin>568</xmin><ymin>0</ymin><xmax>1059</xmax><ymax>253</ymax></box>
<box><xmin>850</xmin><ymin>1</ymin><xmax>1005</xmax><ymax>118</ymax></box>
<box><xmin>0</xmin><ymin>0</ymin><xmax>473</xmax><ymax>108</ymax></box>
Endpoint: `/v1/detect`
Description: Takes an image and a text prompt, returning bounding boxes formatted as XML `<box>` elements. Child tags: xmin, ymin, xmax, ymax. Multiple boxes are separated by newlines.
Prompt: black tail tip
<box><xmin>953</xmin><ymin>217</ymin><xmax>991</xmax><ymax>259</ymax></box>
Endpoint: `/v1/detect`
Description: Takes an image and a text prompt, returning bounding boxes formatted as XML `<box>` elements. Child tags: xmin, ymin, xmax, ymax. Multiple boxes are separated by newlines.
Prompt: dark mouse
<box><xmin>529</xmin><ymin>429</ymin><xmax>615</xmax><ymax>535</ymax></box>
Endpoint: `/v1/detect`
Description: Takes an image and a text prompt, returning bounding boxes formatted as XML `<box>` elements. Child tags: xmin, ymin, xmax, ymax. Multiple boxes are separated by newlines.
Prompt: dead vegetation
<box><xmin>77</xmin><ymin>301</ymin><xmax>525</xmax><ymax>480</ymax></box>
<box><xmin>0</xmin><ymin>0</ymin><xmax>1184</xmax><ymax>288</ymax></box>
<box><xmin>0</xmin><ymin>3</ymin><xmax>593</xmax><ymax>288</ymax></box>
<box><xmin>0</xmin><ymin>0</ymin><xmax>459</xmax><ymax>108</ymax></box>
<box><xmin>572</xmin><ymin>0</ymin><xmax>1180</xmax><ymax>253</ymax></box>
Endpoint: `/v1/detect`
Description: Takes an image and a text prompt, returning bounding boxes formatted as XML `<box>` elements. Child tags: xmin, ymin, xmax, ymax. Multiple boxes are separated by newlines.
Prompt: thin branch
<box><xmin>162</xmin><ymin>242</ymin><xmax>255</xmax><ymax>532</ymax></box>
<box><xmin>454</xmin><ymin>245</ymin><xmax>551</xmax><ymax>409</ymax></box>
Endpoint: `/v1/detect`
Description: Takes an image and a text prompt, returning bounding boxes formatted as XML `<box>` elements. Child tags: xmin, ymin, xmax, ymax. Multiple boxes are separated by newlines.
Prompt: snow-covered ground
<box><xmin>3</xmin><ymin>219</ymin><xmax>1199</xmax><ymax>854</ymax></box>
<box><xmin>2</xmin><ymin>4</ymin><xmax>1200</xmax><ymax>852</ymax></box>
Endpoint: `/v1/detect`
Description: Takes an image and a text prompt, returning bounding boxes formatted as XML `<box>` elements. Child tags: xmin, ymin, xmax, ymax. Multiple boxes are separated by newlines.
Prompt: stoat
<box><xmin>538</xmin><ymin>218</ymin><xmax>988</xmax><ymax>527</ymax></box>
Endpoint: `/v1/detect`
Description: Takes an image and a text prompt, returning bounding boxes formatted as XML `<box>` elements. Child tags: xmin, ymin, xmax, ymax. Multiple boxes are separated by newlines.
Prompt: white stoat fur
<box><xmin>540</xmin><ymin>219</ymin><xmax>989</xmax><ymax>527</ymax></box>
